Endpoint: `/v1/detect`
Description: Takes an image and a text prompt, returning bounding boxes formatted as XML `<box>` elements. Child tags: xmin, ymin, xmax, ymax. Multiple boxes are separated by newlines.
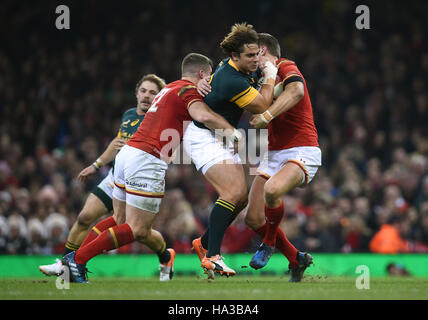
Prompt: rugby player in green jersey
<box><xmin>39</xmin><ymin>74</ymin><xmax>176</xmax><ymax>281</ymax></box>
<box><xmin>184</xmin><ymin>23</ymin><xmax>278</xmax><ymax>277</ymax></box>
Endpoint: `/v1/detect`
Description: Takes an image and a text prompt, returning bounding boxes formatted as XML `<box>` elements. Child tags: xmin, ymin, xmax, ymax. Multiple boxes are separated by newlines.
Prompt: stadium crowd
<box><xmin>0</xmin><ymin>1</ymin><xmax>427</xmax><ymax>255</ymax></box>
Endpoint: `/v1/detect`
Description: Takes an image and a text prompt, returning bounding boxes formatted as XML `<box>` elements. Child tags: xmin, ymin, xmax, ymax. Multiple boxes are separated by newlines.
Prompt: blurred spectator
<box><xmin>300</xmin><ymin>214</ymin><xmax>339</xmax><ymax>252</ymax></box>
<box><xmin>369</xmin><ymin>215</ymin><xmax>428</xmax><ymax>254</ymax></box>
<box><xmin>0</xmin><ymin>216</ymin><xmax>8</xmax><ymax>254</ymax></box>
<box><xmin>386</xmin><ymin>263</ymin><xmax>410</xmax><ymax>276</ymax></box>
<box><xmin>6</xmin><ymin>212</ymin><xmax>28</xmax><ymax>254</ymax></box>
<box><xmin>222</xmin><ymin>213</ymin><xmax>254</xmax><ymax>253</ymax></box>
<box><xmin>369</xmin><ymin>215</ymin><xmax>409</xmax><ymax>253</ymax></box>
<box><xmin>26</xmin><ymin>218</ymin><xmax>50</xmax><ymax>255</ymax></box>
<box><xmin>43</xmin><ymin>213</ymin><xmax>69</xmax><ymax>254</ymax></box>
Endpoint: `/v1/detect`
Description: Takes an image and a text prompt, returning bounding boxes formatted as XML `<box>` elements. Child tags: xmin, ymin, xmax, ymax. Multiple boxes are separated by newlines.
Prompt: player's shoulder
<box><xmin>213</xmin><ymin>59</ymin><xmax>249</xmax><ymax>88</ymax></box>
<box><xmin>278</xmin><ymin>58</ymin><xmax>301</xmax><ymax>71</ymax></box>
<box><xmin>122</xmin><ymin>107</ymin><xmax>137</xmax><ymax>118</ymax></box>
<box><xmin>276</xmin><ymin>58</ymin><xmax>297</xmax><ymax>68</ymax></box>
<box><xmin>170</xmin><ymin>80</ymin><xmax>198</xmax><ymax>97</ymax></box>
<box><xmin>277</xmin><ymin>58</ymin><xmax>303</xmax><ymax>79</ymax></box>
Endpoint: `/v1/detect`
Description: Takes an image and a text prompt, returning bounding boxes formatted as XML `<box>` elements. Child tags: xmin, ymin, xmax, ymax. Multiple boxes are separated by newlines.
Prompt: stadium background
<box><xmin>0</xmin><ymin>0</ymin><xmax>427</xmax><ymax>277</ymax></box>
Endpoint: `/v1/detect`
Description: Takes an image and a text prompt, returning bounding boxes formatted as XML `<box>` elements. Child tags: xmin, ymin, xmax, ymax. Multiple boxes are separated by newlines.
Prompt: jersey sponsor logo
<box><xmin>118</xmin><ymin>131</ymin><xmax>133</xmax><ymax>140</ymax></box>
<box><xmin>130</xmin><ymin>119</ymin><xmax>140</xmax><ymax>126</ymax></box>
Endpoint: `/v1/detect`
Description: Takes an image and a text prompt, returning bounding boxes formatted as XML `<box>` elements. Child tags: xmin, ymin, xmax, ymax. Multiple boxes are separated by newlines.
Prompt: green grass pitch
<box><xmin>1</xmin><ymin>275</ymin><xmax>428</xmax><ymax>300</ymax></box>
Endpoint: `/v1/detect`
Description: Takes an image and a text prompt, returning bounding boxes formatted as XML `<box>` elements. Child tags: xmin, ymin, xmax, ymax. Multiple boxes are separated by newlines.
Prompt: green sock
<box><xmin>201</xmin><ymin>209</ymin><xmax>236</xmax><ymax>250</ymax></box>
<box><xmin>206</xmin><ymin>199</ymin><xmax>236</xmax><ymax>258</ymax></box>
<box><xmin>63</xmin><ymin>241</ymin><xmax>79</xmax><ymax>257</ymax></box>
<box><xmin>157</xmin><ymin>242</ymin><xmax>171</xmax><ymax>264</ymax></box>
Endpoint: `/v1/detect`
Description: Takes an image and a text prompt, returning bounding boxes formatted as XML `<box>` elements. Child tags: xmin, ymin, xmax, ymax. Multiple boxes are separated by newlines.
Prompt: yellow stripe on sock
<box><xmin>158</xmin><ymin>241</ymin><xmax>166</xmax><ymax>254</ymax></box>
<box><xmin>92</xmin><ymin>227</ymin><xmax>102</xmax><ymax>235</ymax></box>
<box><xmin>216</xmin><ymin>199</ymin><xmax>235</xmax><ymax>212</ymax></box>
<box><xmin>65</xmin><ymin>241</ymin><xmax>80</xmax><ymax>250</ymax></box>
<box><xmin>108</xmin><ymin>227</ymin><xmax>119</xmax><ymax>249</ymax></box>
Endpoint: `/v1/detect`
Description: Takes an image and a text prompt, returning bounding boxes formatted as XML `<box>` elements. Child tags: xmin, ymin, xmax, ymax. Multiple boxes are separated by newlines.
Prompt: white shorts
<box><xmin>183</xmin><ymin>122</ymin><xmax>241</xmax><ymax>175</ymax></box>
<box><xmin>112</xmin><ymin>145</ymin><xmax>168</xmax><ymax>213</ymax></box>
<box><xmin>257</xmin><ymin>146</ymin><xmax>322</xmax><ymax>186</ymax></box>
<box><xmin>96</xmin><ymin>168</ymin><xmax>115</xmax><ymax>199</ymax></box>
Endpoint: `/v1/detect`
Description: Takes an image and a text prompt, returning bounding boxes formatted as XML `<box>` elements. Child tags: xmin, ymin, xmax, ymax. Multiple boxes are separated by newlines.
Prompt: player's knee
<box><xmin>221</xmin><ymin>184</ymin><xmax>248</xmax><ymax>206</ymax></box>
<box><xmin>131</xmin><ymin>224</ymin><xmax>151</xmax><ymax>243</ymax></box>
<box><xmin>76</xmin><ymin>210</ymin><xmax>95</xmax><ymax>229</ymax></box>
<box><xmin>244</xmin><ymin>211</ymin><xmax>264</xmax><ymax>230</ymax></box>
<box><xmin>264</xmin><ymin>181</ymin><xmax>282</xmax><ymax>206</ymax></box>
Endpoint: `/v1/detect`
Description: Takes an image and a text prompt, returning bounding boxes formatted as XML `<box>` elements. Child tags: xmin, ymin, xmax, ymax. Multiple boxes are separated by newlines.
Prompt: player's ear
<box><xmin>259</xmin><ymin>45</ymin><xmax>267</xmax><ymax>56</ymax></box>
<box><xmin>231</xmin><ymin>51</ymin><xmax>240</xmax><ymax>62</ymax></box>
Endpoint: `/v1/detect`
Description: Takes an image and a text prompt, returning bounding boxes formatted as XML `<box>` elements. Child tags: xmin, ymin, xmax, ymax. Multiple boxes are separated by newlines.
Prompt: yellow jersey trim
<box><xmin>228</xmin><ymin>59</ymin><xmax>239</xmax><ymax>71</ymax></box>
<box><xmin>230</xmin><ymin>86</ymin><xmax>259</xmax><ymax>108</ymax></box>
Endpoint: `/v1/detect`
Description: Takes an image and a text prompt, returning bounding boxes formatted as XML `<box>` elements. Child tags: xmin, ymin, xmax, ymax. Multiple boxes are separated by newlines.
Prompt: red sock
<box><xmin>74</xmin><ymin>223</ymin><xmax>134</xmax><ymax>264</ymax></box>
<box><xmin>255</xmin><ymin>220</ymin><xmax>298</xmax><ymax>268</ymax></box>
<box><xmin>275</xmin><ymin>228</ymin><xmax>298</xmax><ymax>268</ymax></box>
<box><xmin>263</xmin><ymin>202</ymin><xmax>285</xmax><ymax>246</ymax></box>
<box><xmin>80</xmin><ymin>216</ymin><xmax>117</xmax><ymax>248</ymax></box>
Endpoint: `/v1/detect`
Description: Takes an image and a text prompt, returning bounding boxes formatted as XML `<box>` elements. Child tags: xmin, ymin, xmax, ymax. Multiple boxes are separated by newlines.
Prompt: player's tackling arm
<box><xmin>250</xmin><ymin>81</ymin><xmax>304</xmax><ymax>129</ymax></box>
<box><xmin>188</xmin><ymin>101</ymin><xmax>242</xmax><ymax>141</ymax></box>
<box><xmin>239</xmin><ymin>60</ymin><xmax>278</xmax><ymax>114</ymax></box>
<box><xmin>267</xmin><ymin>81</ymin><xmax>304</xmax><ymax>117</ymax></box>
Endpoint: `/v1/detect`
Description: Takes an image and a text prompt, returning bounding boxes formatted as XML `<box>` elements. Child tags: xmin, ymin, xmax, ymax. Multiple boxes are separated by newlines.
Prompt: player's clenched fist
<box><xmin>249</xmin><ymin>109</ymin><xmax>274</xmax><ymax>129</ymax></box>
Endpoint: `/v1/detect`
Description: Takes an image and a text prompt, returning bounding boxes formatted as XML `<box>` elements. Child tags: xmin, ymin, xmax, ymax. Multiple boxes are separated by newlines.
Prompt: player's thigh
<box><xmin>245</xmin><ymin>175</ymin><xmax>267</xmax><ymax>229</ymax></box>
<box><xmin>264</xmin><ymin>161</ymin><xmax>304</xmax><ymax>201</ymax></box>
<box><xmin>77</xmin><ymin>193</ymin><xmax>110</xmax><ymax>227</ymax></box>
<box><xmin>204</xmin><ymin>162</ymin><xmax>247</xmax><ymax>204</ymax></box>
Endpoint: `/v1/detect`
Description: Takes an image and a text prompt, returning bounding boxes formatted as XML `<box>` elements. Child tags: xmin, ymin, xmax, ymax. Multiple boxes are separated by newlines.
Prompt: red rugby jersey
<box><xmin>267</xmin><ymin>58</ymin><xmax>319</xmax><ymax>150</ymax></box>
<box><xmin>127</xmin><ymin>79</ymin><xmax>203</xmax><ymax>159</ymax></box>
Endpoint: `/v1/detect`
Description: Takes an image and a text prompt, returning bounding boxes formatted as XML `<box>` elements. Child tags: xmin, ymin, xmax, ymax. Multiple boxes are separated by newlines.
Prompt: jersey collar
<box><xmin>228</xmin><ymin>58</ymin><xmax>239</xmax><ymax>71</ymax></box>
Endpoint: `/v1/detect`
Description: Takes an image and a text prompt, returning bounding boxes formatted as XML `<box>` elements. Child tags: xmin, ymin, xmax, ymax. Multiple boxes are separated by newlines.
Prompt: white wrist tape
<box><xmin>260</xmin><ymin>110</ymin><xmax>274</xmax><ymax>124</ymax></box>
<box><xmin>231</xmin><ymin>128</ymin><xmax>243</xmax><ymax>142</ymax></box>
<box><xmin>262</xmin><ymin>61</ymin><xmax>278</xmax><ymax>83</ymax></box>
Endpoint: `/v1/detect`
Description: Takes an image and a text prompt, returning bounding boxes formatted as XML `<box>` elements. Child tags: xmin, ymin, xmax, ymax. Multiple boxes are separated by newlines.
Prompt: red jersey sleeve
<box><xmin>177</xmin><ymin>85</ymin><xmax>203</xmax><ymax>109</ymax></box>
<box><xmin>277</xmin><ymin>59</ymin><xmax>303</xmax><ymax>86</ymax></box>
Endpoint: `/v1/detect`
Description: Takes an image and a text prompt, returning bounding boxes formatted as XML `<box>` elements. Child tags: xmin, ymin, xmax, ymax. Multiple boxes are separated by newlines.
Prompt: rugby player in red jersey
<box><xmin>61</xmin><ymin>53</ymin><xmax>243</xmax><ymax>283</ymax></box>
<box><xmin>39</xmin><ymin>74</ymin><xmax>177</xmax><ymax>281</ymax></box>
<box><xmin>246</xmin><ymin>33</ymin><xmax>321</xmax><ymax>282</ymax></box>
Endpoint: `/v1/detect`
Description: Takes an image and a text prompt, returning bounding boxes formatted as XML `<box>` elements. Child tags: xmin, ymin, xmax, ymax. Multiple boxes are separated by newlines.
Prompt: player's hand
<box><xmin>258</xmin><ymin>54</ymin><xmax>268</xmax><ymax>70</ymax></box>
<box><xmin>259</xmin><ymin>52</ymin><xmax>277</xmax><ymax>69</ymax></box>
<box><xmin>197</xmin><ymin>76</ymin><xmax>212</xmax><ymax>96</ymax></box>
<box><xmin>249</xmin><ymin>114</ymin><xmax>268</xmax><ymax>129</ymax></box>
<box><xmin>77</xmin><ymin>165</ymin><xmax>97</xmax><ymax>182</ymax></box>
<box><xmin>113</xmin><ymin>138</ymin><xmax>126</xmax><ymax>150</ymax></box>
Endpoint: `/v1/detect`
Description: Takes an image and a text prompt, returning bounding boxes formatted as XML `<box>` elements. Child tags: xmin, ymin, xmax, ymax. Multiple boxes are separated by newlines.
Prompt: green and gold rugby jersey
<box><xmin>193</xmin><ymin>58</ymin><xmax>262</xmax><ymax>129</ymax></box>
<box><xmin>111</xmin><ymin>107</ymin><xmax>144</xmax><ymax>171</ymax></box>
<box><xmin>117</xmin><ymin>107</ymin><xmax>145</xmax><ymax>140</ymax></box>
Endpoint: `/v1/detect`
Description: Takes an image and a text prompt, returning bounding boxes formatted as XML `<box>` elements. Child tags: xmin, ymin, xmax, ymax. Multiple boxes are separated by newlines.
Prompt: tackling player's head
<box><xmin>220</xmin><ymin>22</ymin><xmax>259</xmax><ymax>74</ymax></box>
<box><xmin>181</xmin><ymin>53</ymin><xmax>213</xmax><ymax>83</ymax></box>
<box><xmin>135</xmin><ymin>74</ymin><xmax>166</xmax><ymax>113</ymax></box>
<box><xmin>258</xmin><ymin>33</ymin><xmax>281</xmax><ymax>59</ymax></box>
